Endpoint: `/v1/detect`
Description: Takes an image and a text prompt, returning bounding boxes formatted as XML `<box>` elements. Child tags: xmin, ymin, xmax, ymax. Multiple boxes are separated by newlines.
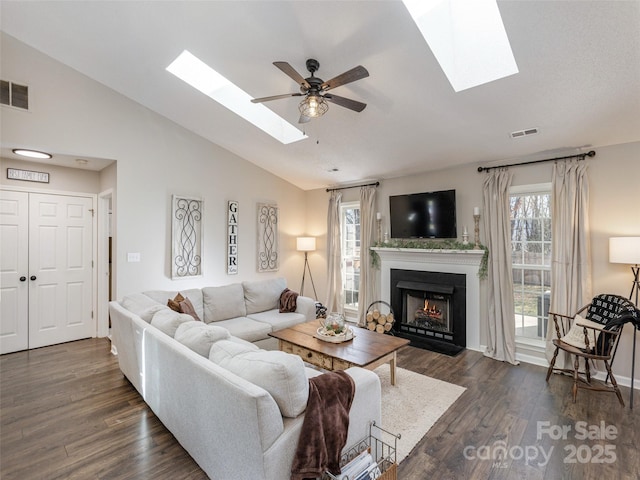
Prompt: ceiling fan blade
<box><xmin>251</xmin><ymin>93</ymin><xmax>303</xmax><ymax>103</ymax></box>
<box><xmin>298</xmin><ymin>114</ymin><xmax>311</xmax><ymax>124</ymax></box>
<box><xmin>323</xmin><ymin>94</ymin><xmax>367</xmax><ymax>112</ymax></box>
<box><xmin>321</xmin><ymin>65</ymin><xmax>369</xmax><ymax>91</ymax></box>
<box><xmin>273</xmin><ymin>62</ymin><xmax>311</xmax><ymax>90</ymax></box>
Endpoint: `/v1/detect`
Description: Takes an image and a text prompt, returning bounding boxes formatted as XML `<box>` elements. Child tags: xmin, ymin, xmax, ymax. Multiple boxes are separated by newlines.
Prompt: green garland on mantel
<box><xmin>370</xmin><ymin>239</ymin><xmax>489</xmax><ymax>279</ymax></box>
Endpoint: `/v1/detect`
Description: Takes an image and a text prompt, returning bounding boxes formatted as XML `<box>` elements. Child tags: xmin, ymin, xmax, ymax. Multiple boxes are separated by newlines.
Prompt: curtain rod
<box><xmin>477</xmin><ymin>150</ymin><xmax>596</xmax><ymax>173</ymax></box>
<box><xmin>326</xmin><ymin>181</ymin><xmax>380</xmax><ymax>192</ymax></box>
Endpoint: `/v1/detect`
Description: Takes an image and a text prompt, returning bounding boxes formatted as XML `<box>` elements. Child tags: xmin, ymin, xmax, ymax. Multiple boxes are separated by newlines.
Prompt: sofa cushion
<box><xmin>212</xmin><ymin>317</ymin><xmax>273</xmax><ymax>343</ymax></box>
<box><xmin>144</xmin><ymin>289</ymin><xmax>204</xmax><ymax>321</ymax></box>
<box><xmin>174</xmin><ymin>322</ymin><xmax>231</xmax><ymax>357</ymax></box>
<box><xmin>209</xmin><ymin>338</ymin><xmax>260</xmax><ymax>364</ymax></box>
<box><xmin>248</xmin><ymin>310</ymin><xmax>307</xmax><ymax>332</ymax></box>
<box><xmin>121</xmin><ymin>293</ymin><xmax>167</xmax><ymax>321</ymax></box>
<box><xmin>243</xmin><ymin>278</ymin><xmax>287</xmax><ymax>315</ymax></box>
<box><xmin>151</xmin><ymin>309</ymin><xmax>194</xmax><ymax>337</ymax></box>
<box><xmin>202</xmin><ymin>284</ymin><xmax>246</xmax><ymax>323</ymax></box>
<box><xmin>214</xmin><ymin>348</ymin><xmax>309</xmax><ymax>418</ymax></box>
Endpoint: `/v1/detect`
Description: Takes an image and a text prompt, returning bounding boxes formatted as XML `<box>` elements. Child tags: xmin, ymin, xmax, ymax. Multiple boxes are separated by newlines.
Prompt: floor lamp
<box><xmin>297</xmin><ymin>237</ymin><xmax>318</xmax><ymax>300</ymax></box>
<box><xmin>609</xmin><ymin>236</ymin><xmax>640</xmax><ymax>408</ymax></box>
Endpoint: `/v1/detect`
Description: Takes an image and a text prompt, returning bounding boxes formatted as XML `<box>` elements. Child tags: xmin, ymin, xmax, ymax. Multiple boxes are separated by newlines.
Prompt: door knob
<box><xmin>20</xmin><ymin>276</ymin><xmax>26</xmax><ymax>282</ymax></box>
<box><xmin>30</xmin><ymin>275</ymin><xmax>37</xmax><ymax>281</ymax></box>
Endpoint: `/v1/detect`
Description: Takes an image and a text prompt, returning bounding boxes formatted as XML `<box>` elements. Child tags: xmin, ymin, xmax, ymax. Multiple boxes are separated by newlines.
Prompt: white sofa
<box><xmin>109</xmin><ymin>277</ymin><xmax>382</xmax><ymax>480</ymax></box>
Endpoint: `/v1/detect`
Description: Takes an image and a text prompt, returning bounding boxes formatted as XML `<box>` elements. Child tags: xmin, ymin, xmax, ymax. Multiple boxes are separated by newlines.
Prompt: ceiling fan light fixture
<box><xmin>299</xmin><ymin>95</ymin><xmax>328</xmax><ymax>118</ymax></box>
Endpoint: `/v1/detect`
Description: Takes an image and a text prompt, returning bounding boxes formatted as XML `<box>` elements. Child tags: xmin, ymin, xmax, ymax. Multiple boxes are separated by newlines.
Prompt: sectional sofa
<box><xmin>109</xmin><ymin>277</ymin><xmax>382</xmax><ymax>480</ymax></box>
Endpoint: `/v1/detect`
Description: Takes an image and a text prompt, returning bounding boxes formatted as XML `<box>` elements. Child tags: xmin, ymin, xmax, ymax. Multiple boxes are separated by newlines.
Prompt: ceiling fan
<box><xmin>251</xmin><ymin>59</ymin><xmax>369</xmax><ymax>124</ymax></box>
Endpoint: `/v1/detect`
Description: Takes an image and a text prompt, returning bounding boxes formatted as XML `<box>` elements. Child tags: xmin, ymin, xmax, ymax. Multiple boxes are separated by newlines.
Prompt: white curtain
<box><xmin>325</xmin><ymin>191</ymin><xmax>343</xmax><ymax>313</ymax></box>
<box><xmin>483</xmin><ymin>169</ymin><xmax>519</xmax><ymax>365</ymax></box>
<box><xmin>357</xmin><ymin>186</ymin><xmax>377</xmax><ymax>327</ymax></box>
<box><xmin>546</xmin><ymin>159</ymin><xmax>592</xmax><ymax>367</ymax></box>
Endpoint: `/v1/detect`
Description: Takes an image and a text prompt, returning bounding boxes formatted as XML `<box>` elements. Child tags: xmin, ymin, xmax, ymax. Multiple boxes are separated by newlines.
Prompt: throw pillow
<box><xmin>560</xmin><ymin>314</ymin><xmax>604</xmax><ymax>351</ymax></box>
<box><xmin>279</xmin><ymin>288</ymin><xmax>299</xmax><ymax>313</ymax></box>
<box><xmin>174</xmin><ymin>322</ymin><xmax>230</xmax><ymax>357</ymax></box>
<box><xmin>167</xmin><ymin>293</ymin><xmax>185</xmax><ymax>312</ymax></box>
<box><xmin>179</xmin><ymin>297</ymin><xmax>202</xmax><ymax>322</ymax></box>
<box><xmin>214</xmin><ymin>349</ymin><xmax>309</xmax><ymax>418</ymax></box>
<box><xmin>167</xmin><ymin>293</ymin><xmax>202</xmax><ymax>321</ymax></box>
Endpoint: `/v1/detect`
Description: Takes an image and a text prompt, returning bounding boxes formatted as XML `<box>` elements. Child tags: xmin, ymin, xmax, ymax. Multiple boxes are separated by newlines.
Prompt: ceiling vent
<box><xmin>0</xmin><ymin>80</ymin><xmax>29</xmax><ymax>110</ymax></box>
<box><xmin>510</xmin><ymin>127</ymin><xmax>538</xmax><ymax>139</ymax></box>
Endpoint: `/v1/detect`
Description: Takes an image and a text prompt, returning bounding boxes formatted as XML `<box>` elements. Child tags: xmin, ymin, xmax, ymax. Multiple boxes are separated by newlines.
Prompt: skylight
<box><xmin>166</xmin><ymin>51</ymin><xmax>307</xmax><ymax>144</ymax></box>
<box><xmin>402</xmin><ymin>0</ymin><xmax>518</xmax><ymax>92</ymax></box>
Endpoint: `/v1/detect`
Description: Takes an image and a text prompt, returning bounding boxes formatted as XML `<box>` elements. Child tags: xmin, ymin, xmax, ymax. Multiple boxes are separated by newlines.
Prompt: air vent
<box><xmin>0</xmin><ymin>80</ymin><xmax>29</xmax><ymax>110</ymax></box>
<box><xmin>510</xmin><ymin>127</ymin><xmax>538</xmax><ymax>139</ymax></box>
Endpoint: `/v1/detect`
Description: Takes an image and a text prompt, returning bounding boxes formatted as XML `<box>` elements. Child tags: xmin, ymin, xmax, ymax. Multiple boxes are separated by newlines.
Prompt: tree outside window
<box><xmin>510</xmin><ymin>189</ymin><xmax>551</xmax><ymax>340</ymax></box>
<box><xmin>341</xmin><ymin>202</ymin><xmax>360</xmax><ymax>313</ymax></box>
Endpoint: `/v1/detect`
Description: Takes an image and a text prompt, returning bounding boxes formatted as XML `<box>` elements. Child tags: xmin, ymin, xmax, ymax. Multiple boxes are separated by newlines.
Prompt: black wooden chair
<box><xmin>546</xmin><ymin>293</ymin><xmax>640</xmax><ymax>406</ymax></box>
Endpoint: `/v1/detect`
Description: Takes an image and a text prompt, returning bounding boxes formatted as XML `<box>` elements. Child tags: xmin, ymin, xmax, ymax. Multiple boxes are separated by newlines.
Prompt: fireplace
<box><xmin>372</xmin><ymin>247</ymin><xmax>482</xmax><ymax>352</ymax></box>
<box><xmin>391</xmin><ymin>269</ymin><xmax>466</xmax><ymax>355</ymax></box>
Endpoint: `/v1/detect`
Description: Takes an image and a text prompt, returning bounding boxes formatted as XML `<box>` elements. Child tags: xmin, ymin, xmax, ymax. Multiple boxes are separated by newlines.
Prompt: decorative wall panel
<box><xmin>171</xmin><ymin>195</ymin><xmax>202</xmax><ymax>278</ymax></box>
<box><xmin>257</xmin><ymin>203</ymin><xmax>278</xmax><ymax>272</ymax></box>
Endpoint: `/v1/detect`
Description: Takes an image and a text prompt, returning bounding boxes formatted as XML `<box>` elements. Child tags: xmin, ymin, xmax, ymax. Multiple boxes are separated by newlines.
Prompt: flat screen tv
<box><xmin>389</xmin><ymin>189</ymin><xmax>457</xmax><ymax>239</ymax></box>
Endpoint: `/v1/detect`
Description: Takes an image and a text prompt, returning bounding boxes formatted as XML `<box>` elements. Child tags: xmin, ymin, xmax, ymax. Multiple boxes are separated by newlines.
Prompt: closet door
<box><xmin>0</xmin><ymin>191</ymin><xmax>29</xmax><ymax>354</ymax></box>
<box><xmin>28</xmin><ymin>193</ymin><xmax>94</xmax><ymax>349</ymax></box>
<box><xmin>0</xmin><ymin>190</ymin><xmax>94</xmax><ymax>354</ymax></box>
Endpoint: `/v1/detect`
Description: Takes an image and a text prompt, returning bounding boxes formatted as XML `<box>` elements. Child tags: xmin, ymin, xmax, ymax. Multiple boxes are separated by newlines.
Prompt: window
<box><xmin>510</xmin><ymin>185</ymin><xmax>552</xmax><ymax>340</ymax></box>
<box><xmin>340</xmin><ymin>202</ymin><xmax>361</xmax><ymax>314</ymax></box>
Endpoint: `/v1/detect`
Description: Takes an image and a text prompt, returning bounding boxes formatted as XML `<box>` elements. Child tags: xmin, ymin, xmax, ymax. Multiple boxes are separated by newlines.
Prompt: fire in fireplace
<box><xmin>409</xmin><ymin>294</ymin><xmax>451</xmax><ymax>333</ymax></box>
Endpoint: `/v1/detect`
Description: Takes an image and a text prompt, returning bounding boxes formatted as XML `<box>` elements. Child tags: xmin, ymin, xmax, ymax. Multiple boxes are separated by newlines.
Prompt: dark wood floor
<box><xmin>1</xmin><ymin>338</ymin><xmax>638</xmax><ymax>479</ymax></box>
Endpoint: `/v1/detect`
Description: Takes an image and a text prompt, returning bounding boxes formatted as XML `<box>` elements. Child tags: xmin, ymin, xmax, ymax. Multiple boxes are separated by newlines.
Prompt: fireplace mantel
<box><xmin>371</xmin><ymin>247</ymin><xmax>483</xmax><ymax>351</ymax></box>
<box><xmin>371</xmin><ymin>247</ymin><xmax>484</xmax><ymax>266</ymax></box>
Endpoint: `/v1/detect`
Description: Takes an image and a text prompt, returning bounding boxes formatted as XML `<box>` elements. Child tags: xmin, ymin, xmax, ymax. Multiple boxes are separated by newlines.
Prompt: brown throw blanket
<box><xmin>279</xmin><ymin>288</ymin><xmax>299</xmax><ymax>313</ymax></box>
<box><xmin>290</xmin><ymin>371</ymin><xmax>356</xmax><ymax>480</ymax></box>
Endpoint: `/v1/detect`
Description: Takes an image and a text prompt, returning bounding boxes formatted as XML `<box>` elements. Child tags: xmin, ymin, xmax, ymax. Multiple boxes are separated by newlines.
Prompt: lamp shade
<box><xmin>609</xmin><ymin>237</ymin><xmax>640</xmax><ymax>265</ymax></box>
<box><xmin>296</xmin><ymin>237</ymin><xmax>316</xmax><ymax>252</ymax></box>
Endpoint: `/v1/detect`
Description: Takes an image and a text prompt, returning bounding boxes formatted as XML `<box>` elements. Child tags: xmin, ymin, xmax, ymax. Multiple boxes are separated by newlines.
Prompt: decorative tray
<box><xmin>314</xmin><ymin>326</ymin><xmax>355</xmax><ymax>343</ymax></box>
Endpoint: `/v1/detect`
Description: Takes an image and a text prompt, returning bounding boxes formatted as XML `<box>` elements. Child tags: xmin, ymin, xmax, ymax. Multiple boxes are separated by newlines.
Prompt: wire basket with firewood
<box><xmin>365</xmin><ymin>301</ymin><xmax>395</xmax><ymax>335</ymax></box>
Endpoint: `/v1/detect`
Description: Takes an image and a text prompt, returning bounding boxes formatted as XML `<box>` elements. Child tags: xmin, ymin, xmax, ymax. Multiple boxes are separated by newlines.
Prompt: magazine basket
<box><xmin>323</xmin><ymin>422</ymin><xmax>399</xmax><ymax>480</ymax></box>
<box><xmin>364</xmin><ymin>301</ymin><xmax>395</xmax><ymax>335</ymax></box>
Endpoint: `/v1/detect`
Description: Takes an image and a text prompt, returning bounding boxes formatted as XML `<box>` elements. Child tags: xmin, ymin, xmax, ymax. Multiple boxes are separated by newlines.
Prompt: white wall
<box><xmin>305</xmin><ymin>141</ymin><xmax>640</xmax><ymax>384</ymax></box>
<box><xmin>0</xmin><ymin>157</ymin><xmax>102</xmax><ymax>193</ymax></box>
<box><xmin>1</xmin><ymin>33</ymin><xmax>308</xmax><ymax>299</ymax></box>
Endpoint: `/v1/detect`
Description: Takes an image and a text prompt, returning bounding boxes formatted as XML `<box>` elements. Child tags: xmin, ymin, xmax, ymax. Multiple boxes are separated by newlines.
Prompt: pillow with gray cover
<box><xmin>174</xmin><ymin>322</ymin><xmax>231</xmax><ymax>357</ymax></box>
<box><xmin>211</xmin><ymin>343</ymin><xmax>308</xmax><ymax>418</ymax></box>
<box><xmin>151</xmin><ymin>309</ymin><xmax>194</xmax><ymax>337</ymax></box>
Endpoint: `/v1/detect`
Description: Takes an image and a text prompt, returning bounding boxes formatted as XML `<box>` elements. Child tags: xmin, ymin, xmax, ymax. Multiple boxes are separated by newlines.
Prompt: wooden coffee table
<box><xmin>269</xmin><ymin>321</ymin><xmax>410</xmax><ymax>385</ymax></box>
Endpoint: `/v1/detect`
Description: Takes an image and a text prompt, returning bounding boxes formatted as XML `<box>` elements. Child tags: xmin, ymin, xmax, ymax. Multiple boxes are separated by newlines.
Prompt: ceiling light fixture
<box><xmin>298</xmin><ymin>94</ymin><xmax>328</xmax><ymax>118</ymax></box>
<box><xmin>12</xmin><ymin>148</ymin><xmax>52</xmax><ymax>159</ymax></box>
<box><xmin>166</xmin><ymin>50</ymin><xmax>306</xmax><ymax>145</ymax></box>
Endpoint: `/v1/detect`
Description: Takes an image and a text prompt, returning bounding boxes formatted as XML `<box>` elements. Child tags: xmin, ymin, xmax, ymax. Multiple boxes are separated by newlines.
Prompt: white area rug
<box><xmin>373</xmin><ymin>365</ymin><xmax>466</xmax><ymax>463</ymax></box>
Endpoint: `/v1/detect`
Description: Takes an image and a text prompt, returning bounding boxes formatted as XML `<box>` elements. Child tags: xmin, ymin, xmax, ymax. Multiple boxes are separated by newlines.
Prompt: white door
<box><xmin>0</xmin><ymin>190</ymin><xmax>94</xmax><ymax>354</ymax></box>
<box><xmin>0</xmin><ymin>191</ymin><xmax>29</xmax><ymax>353</ymax></box>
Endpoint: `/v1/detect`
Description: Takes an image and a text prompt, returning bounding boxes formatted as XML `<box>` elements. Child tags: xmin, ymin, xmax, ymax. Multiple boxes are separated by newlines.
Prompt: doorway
<box><xmin>0</xmin><ymin>189</ymin><xmax>96</xmax><ymax>354</ymax></box>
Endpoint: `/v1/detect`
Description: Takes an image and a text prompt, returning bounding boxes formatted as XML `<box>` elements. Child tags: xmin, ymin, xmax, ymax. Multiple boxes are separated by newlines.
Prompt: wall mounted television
<box><xmin>389</xmin><ymin>189</ymin><xmax>457</xmax><ymax>239</ymax></box>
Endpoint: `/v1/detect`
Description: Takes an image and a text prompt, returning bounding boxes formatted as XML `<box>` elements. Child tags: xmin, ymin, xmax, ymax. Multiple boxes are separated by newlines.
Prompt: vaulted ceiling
<box><xmin>2</xmin><ymin>1</ymin><xmax>639</xmax><ymax>190</ymax></box>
